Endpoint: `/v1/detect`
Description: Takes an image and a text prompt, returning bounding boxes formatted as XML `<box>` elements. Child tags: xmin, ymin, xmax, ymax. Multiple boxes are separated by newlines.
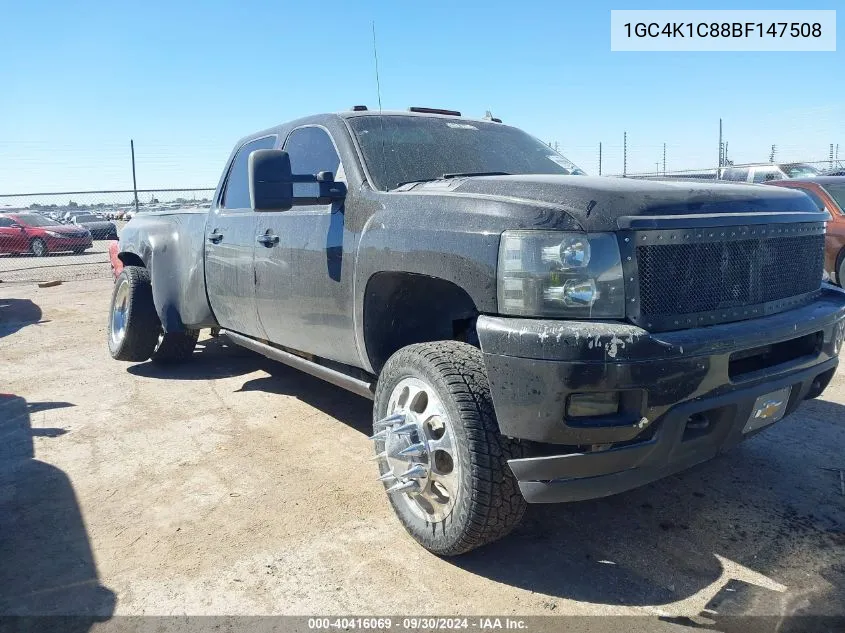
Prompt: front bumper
<box><xmin>477</xmin><ymin>286</ymin><xmax>845</xmax><ymax>503</ymax></box>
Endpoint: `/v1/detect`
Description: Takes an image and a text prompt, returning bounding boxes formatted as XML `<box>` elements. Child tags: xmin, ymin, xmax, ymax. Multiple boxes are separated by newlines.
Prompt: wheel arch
<box><xmin>362</xmin><ymin>271</ymin><xmax>480</xmax><ymax>374</ymax></box>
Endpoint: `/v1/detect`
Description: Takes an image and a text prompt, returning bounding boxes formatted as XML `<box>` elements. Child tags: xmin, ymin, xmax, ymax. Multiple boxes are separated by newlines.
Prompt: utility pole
<box><xmin>130</xmin><ymin>139</ymin><xmax>139</xmax><ymax>213</ymax></box>
<box><xmin>831</xmin><ymin>143</ymin><xmax>835</xmax><ymax>169</ymax></box>
<box><xmin>598</xmin><ymin>142</ymin><xmax>602</xmax><ymax>176</ymax></box>
<box><xmin>662</xmin><ymin>142</ymin><xmax>666</xmax><ymax>175</ymax></box>
<box><xmin>623</xmin><ymin>131</ymin><xmax>627</xmax><ymax>178</ymax></box>
<box><xmin>770</xmin><ymin>145</ymin><xmax>777</xmax><ymax>163</ymax></box>
<box><xmin>718</xmin><ymin>118</ymin><xmax>723</xmax><ymax>169</ymax></box>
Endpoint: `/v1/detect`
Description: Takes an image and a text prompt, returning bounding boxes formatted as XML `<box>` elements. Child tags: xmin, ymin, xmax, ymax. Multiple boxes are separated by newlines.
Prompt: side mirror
<box><xmin>249</xmin><ymin>149</ymin><xmax>293</xmax><ymax>212</ymax></box>
<box><xmin>10</xmin><ymin>223</ymin><xmax>23</xmax><ymax>230</ymax></box>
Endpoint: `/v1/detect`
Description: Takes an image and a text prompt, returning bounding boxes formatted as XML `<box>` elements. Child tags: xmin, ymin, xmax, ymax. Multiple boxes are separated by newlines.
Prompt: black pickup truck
<box><xmin>108</xmin><ymin>107</ymin><xmax>845</xmax><ymax>555</ymax></box>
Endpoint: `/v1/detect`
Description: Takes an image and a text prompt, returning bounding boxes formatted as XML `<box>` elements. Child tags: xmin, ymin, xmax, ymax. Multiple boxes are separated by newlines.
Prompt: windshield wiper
<box><xmin>393</xmin><ymin>178</ymin><xmax>443</xmax><ymax>189</ymax></box>
<box><xmin>392</xmin><ymin>172</ymin><xmax>511</xmax><ymax>190</ymax></box>
<box><xmin>442</xmin><ymin>171</ymin><xmax>511</xmax><ymax>179</ymax></box>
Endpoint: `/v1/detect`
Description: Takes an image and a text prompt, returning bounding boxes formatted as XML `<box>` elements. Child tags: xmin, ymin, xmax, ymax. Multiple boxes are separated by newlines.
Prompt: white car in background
<box><xmin>721</xmin><ymin>162</ymin><xmax>822</xmax><ymax>183</ymax></box>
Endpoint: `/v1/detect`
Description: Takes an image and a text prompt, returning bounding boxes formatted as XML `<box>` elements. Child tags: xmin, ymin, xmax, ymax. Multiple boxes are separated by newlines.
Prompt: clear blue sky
<box><xmin>1</xmin><ymin>0</ymin><xmax>842</xmax><ymax>193</ymax></box>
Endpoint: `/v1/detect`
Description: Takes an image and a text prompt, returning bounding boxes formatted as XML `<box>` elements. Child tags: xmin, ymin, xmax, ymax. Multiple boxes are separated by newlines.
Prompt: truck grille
<box><xmin>630</xmin><ymin>224</ymin><xmax>824</xmax><ymax>330</ymax></box>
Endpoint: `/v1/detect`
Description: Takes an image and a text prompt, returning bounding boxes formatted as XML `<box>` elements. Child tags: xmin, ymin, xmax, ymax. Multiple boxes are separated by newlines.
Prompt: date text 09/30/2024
<box><xmin>307</xmin><ymin>618</ymin><xmax>529</xmax><ymax>630</ymax></box>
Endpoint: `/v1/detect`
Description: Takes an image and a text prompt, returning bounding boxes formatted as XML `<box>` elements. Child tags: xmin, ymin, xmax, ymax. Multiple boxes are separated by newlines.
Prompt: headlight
<box><xmin>44</xmin><ymin>230</ymin><xmax>62</xmax><ymax>237</ymax></box>
<box><xmin>497</xmin><ymin>231</ymin><xmax>625</xmax><ymax>318</ymax></box>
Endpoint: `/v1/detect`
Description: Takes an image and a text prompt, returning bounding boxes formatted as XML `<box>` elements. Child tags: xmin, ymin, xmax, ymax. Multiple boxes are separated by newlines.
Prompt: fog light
<box><xmin>567</xmin><ymin>392</ymin><xmax>620</xmax><ymax>418</ymax></box>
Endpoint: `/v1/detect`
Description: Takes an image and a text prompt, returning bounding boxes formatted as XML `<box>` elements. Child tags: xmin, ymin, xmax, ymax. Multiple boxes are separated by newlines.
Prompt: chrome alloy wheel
<box><xmin>372</xmin><ymin>377</ymin><xmax>461</xmax><ymax>523</ymax></box>
<box><xmin>110</xmin><ymin>277</ymin><xmax>130</xmax><ymax>349</ymax></box>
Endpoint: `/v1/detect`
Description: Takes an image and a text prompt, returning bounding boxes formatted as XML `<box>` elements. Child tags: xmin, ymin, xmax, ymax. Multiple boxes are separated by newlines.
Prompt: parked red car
<box><xmin>767</xmin><ymin>176</ymin><xmax>845</xmax><ymax>284</ymax></box>
<box><xmin>0</xmin><ymin>212</ymin><xmax>93</xmax><ymax>257</ymax></box>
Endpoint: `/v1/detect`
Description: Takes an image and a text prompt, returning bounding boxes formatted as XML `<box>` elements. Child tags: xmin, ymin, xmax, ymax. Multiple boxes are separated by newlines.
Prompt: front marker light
<box><xmin>498</xmin><ymin>231</ymin><xmax>625</xmax><ymax>318</ymax></box>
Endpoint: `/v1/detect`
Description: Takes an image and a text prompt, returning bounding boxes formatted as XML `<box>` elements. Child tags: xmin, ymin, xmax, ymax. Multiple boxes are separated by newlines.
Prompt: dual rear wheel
<box><xmin>107</xmin><ymin>266</ymin><xmax>198</xmax><ymax>363</ymax></box>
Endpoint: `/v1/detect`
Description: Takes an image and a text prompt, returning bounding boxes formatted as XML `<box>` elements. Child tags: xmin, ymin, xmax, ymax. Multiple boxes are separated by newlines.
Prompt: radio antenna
<box><xmin>372</xmin><ymin>20</ymin><xmax>387</xmax><ymax>186</ymax></box>
<box><xmin>372</xmin><ymin>21</ymin><xmax>383</xmax><ymax>113</ymax></box>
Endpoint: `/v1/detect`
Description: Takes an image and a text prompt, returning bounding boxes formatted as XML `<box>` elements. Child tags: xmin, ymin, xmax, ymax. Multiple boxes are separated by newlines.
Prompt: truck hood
<box><xmin>408</xmin><ymin>175</ymin><xmax>821</xmax><ymax>231</ymax></box>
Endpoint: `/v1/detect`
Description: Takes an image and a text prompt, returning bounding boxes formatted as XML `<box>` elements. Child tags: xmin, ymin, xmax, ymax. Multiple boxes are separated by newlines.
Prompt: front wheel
<box><xmin>30</xmin><ymin>238</ymin><xmax>48</xmax><ymax>257</ymax></box>
<box><xmin>372</xmin><ymin>341</ymin><xmax>526</xmax><ymax>555</ymax></box>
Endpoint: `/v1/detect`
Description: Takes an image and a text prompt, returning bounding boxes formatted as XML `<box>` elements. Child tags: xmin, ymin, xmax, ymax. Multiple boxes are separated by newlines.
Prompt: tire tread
<box><xmin>375</xmin><ymin>341</ymin><xmax>526</xmax><ymax>555</ymax></box>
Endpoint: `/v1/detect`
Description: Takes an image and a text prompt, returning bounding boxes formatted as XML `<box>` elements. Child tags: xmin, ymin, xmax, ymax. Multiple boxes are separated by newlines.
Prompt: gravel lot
<box><xmin>1</xmin><ymin>278</ymin><xmax>844</xmax><ymax>627</ymax></box>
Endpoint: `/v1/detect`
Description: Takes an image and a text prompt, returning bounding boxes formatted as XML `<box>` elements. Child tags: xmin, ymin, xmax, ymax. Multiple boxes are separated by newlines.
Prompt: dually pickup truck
<box><xmin>109</xmin><ymin>107</ymin><xmax>845</xmax><ymax>555</ymax></box>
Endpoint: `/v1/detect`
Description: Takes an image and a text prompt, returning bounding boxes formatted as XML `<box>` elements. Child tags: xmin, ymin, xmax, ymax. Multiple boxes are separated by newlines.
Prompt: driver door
<box><xmin>253</xmin><ymin>126</ymin><xmax>358</xmax><ymax>366</ymax></box>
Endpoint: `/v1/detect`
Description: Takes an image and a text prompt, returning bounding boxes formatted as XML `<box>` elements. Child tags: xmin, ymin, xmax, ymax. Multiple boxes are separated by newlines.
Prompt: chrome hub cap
<box><xmin>110</xmin><ymin>279</ymin><xmax>129</xmax><ymax>348</ymax></box>
<box><xmin>372</xmin><ymin>377</ymin><xmax>460</xmax><ymax>522</ymax></box>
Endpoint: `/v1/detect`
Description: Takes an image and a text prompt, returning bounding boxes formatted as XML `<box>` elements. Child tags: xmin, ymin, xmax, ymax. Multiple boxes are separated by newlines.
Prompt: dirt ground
<box><xmin>1</xmin><ymin>278</ymin><xmax>844</xmax><ymax>626</ymax></box>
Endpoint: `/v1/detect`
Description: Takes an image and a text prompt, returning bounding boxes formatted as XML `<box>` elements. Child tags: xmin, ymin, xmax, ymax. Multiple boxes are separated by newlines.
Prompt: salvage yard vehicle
<box><xmin>720</xmin><ymin>162</ymin><xmax>822</xmax><ymax>183</ymax></box>
<box><xmin>0</xmin><ymin>212</ymin><xmax>92</xmax><ymax>256</ymax></box>
<box><xmin>767</xmin><ymin>176</ymin><xmax>845</xmax><ymax>286</ymax></box>
<box><xmin>68</xmin><ymin>213</ymin><xmax>118</xmax><ymax>240</ymax></box>
<box><xmin>107</xmin><ymin>107</ymin><xmax>845</xmax><ymax>555</ymax></box>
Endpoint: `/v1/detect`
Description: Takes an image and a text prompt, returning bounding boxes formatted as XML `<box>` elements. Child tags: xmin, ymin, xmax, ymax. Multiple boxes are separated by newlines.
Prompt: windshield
<box><xmin>74</xmin><ymin>215</ymin><xmax>101</xmax><ymax>222</ymax></box>
<box><xmin>823</xmin><ymin>184</ymin><xmax>845</xmax><ymax>210</ymax></box>
<box><xmin>348</xmin><ymin>115</ymin><xmax>585</xmax><ymax>191</ymax></box>
<box><xmin>783</xmin><ymin>163</ymin><xmax>821</xmax><ymax>178</ymax></box>
<box><xmin>15</xmin><ymin>214</ymin><xmax>62</xmax><ymax>227</ymax></box>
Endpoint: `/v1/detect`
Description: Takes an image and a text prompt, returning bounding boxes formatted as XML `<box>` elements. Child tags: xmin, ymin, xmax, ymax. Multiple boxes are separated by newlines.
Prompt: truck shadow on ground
<box><xmin>0</xmin><ymin>394</ymin><xmax>115</xmax><ymax>630</ymax></box>
<box><xmin>127</xmin><ymin>336</ymin><xmax>268</xmax><ymax>380</ymax></box>
<box><xmin>448</xmin><ymin>396</ymin><xmax>845</xmax><ymax>625</ymax></box>
<box><xmin>0</xmin><ymin>297</ymin><xmax>44</xmax><ymax>338</ymax></box>
<box><xmin>236</xmin><ymin>363</ymin><xmax>373</xmax><ymax>436</ymax></box>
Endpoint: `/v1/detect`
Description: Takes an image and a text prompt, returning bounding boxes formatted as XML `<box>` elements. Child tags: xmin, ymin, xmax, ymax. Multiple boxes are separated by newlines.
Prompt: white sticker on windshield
<box><xmin>446</xmin><ymin>122</ymin><xmax>478</xmax><ymax>130</ymax></box>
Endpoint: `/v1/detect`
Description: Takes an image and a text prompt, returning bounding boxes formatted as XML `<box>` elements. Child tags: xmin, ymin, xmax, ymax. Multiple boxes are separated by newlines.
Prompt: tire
<box><xmin>107</xmin><ymin>266</ymin><xmax>161</xmax><ymax>361</ymax></box>
<box><xmin>150</xmin><ymin>329</ymin><xmax>199</xmax><ymax>364</ymax></box>
<box><xmin>838</xmin><ymin>257</ymin><xmax>845</xmax><ymax>289</ymax></box>
<box><xmin>30</xmin><ymin>238</ymin><xmax>48</xmax><ymax>257</ymax></box>
<box><xmin>372</xmin><ymin>341</ymin><xmax>526</xmax><ymax>555</ymax></box>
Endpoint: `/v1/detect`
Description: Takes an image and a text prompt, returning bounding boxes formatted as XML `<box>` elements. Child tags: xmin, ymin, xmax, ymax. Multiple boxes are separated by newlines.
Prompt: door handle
<box><xmin>257</xmin><ymin>233</ymin><xmax>279</xmax><ymax>247</ymax></box>
<box><xmin>208</xmin><ymin>230</ymin><xmax>224</xmax><ymax>244</ymax></box>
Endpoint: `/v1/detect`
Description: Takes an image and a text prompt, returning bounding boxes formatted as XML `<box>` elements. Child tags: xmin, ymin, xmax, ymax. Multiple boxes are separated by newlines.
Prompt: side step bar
<box><xmin>221</xmin><ymin>330</ymin><xmax>375</xmax><ymax>400</ymax></box>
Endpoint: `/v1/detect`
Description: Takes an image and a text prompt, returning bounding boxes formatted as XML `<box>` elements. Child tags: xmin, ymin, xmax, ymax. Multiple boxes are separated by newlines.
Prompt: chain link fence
<box><xmin>0</xmin><ymin>189</ymin><xmax>213</xmax><ymax>283</ymax></box>
<box><xmin>616</xmin><ymin>159</ymin><xmax>844</xmax><ymax>180</ymax></box>
<box><xmin>1</xmin><ymin>159</ymin><xmax>842</xmax><ymax>285</ymax></box>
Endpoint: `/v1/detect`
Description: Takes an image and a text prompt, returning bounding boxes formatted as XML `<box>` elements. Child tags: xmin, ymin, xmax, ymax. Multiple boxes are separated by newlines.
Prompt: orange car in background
<box><xmin>768</xmin><ymin>176</ymin><xmax>845</xmax><ymax>285</ymax></box>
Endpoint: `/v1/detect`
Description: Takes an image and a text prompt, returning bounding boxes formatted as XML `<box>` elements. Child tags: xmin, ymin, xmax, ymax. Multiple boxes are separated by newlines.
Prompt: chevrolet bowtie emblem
<box><xmin>754</xmin><ymin>399</ymin><xmax>784</xmax><ymax>419</ymax></box>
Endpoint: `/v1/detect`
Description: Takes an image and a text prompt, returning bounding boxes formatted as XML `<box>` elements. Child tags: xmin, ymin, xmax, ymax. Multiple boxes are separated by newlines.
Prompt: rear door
<box><xmin>205</xmin><ymin>135</ymin><xmax>276</xmax><ymax>337</ymax></box>
<box><xmin>254</xmin><ymin>125</ymin><xmax>359</xmax><ymax>366</ymax></box>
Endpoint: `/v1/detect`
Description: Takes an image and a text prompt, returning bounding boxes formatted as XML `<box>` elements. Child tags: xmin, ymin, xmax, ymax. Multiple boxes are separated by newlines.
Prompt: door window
<box><xmin>222</xmin><ymin>136</ymin><xmax>277</xmax><ymax>209</ymax></box>
<box><xmin>752</xmin><ymin>167</ymin><xmax>782</xmax><ymax>183</ymax></box>
<box><xmin>0</xmin><ymin>217</ymin><xmax>15</xmax><ymax>227</ymax></box>
<box><xmin>721</xmin><ymin>168</ymin><xmax>749</xmax><ymax>182</ymax></box>
<box><xmin>283</xmin><ymin>127</ymin><xmax>342</xmax><ymax>197</ymax></box>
